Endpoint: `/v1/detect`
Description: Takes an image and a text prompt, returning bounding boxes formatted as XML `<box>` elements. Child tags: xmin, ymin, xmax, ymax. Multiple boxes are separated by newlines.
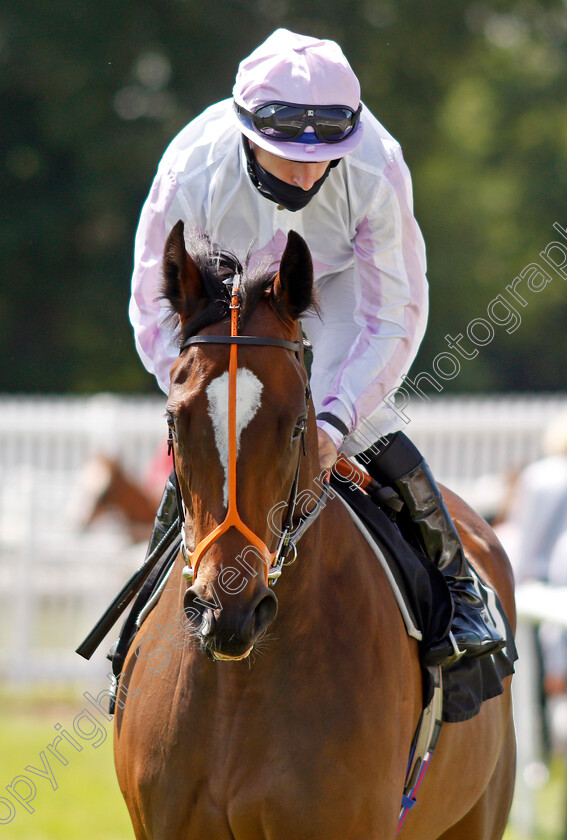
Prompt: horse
<box><xmin>72</xmin><ymin>454</ymin><xmax>160</xmax><ymax>543</ymax></box>
<box><xmin>113</xmin><ymin>222</ymin><xmax>516</xmax><ymax>840</ymax></box>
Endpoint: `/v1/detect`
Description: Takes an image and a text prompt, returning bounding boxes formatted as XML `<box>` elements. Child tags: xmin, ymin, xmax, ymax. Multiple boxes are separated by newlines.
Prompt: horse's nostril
<box><xmin>184</xmin><ymin>582</ymin><xmax>277</xmax><ymax>655</ymax></box>
<box><xmin>254</xmin><ymin>591</ymin><xmax>278</xmax><ymax>633</ymax></box>
<box><xmin>183</xmin><ymin>586</ymin><xmax>205</xmax><ymax>626</ymax></box>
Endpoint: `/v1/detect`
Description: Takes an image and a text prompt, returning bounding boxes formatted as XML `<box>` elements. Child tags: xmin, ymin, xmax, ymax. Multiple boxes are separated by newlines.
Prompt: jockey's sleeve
<box><xmin>317</xmin><ymin>147</ymin><xmax>429</xmax><ymax>441</ymax></box>
<box><xmin>129</xmin><ymin>168</ymin><xmax>192</xmax><ymax>395</ymax></box>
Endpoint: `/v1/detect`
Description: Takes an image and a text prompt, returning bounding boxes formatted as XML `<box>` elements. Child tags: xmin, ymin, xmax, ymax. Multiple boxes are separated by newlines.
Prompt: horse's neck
<box><xmin>111</xmin><ymin>470</ymin><xmax>157</xmax><ymax>523</ymax></box>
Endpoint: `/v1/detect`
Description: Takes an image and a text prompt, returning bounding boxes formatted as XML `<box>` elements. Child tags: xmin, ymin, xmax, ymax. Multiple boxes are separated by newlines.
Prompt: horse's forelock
<box><xmin>173</xmin><ymin>236</ymin><xmax>284</xmax><ymax>342</ymax></box>
<box><xmin>172</xmin><ymin>232</ymin><xmax>315</xmax><ymax>345</ymax></box>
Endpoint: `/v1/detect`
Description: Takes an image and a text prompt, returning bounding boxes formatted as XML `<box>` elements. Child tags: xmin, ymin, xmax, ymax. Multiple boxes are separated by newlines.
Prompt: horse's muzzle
<box><xmin>183</xmin><ymin>583</ymin><xmax>278</xmax><ymax>660</ymax></box>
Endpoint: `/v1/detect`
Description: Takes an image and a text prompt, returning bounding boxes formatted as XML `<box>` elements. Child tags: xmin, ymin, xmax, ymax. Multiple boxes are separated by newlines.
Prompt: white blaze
<box><xmin>206</xmin><ymin>368</ymin><xmax>263</xmax><ymax>507</ymax></box>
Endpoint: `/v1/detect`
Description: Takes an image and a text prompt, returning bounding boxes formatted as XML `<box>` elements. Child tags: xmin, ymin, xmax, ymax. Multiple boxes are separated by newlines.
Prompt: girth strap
<box><xmin>397</xmin><ymin>665</ymin><xmax>444</xmax><ymax>835</ymax></box>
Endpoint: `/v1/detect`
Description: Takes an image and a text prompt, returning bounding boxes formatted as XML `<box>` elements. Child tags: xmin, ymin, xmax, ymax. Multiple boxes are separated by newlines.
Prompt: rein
<box><xmin>172</xmin><ymin>275</ymin><xmax>319</xmax><ymax>586</ymax></box>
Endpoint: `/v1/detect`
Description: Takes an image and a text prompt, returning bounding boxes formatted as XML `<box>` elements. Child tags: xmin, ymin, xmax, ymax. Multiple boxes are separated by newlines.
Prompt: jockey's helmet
<box><xmin>232</xmin><ymin>29</ymin><xmax>363</xmax><ymax>163</ymax></box>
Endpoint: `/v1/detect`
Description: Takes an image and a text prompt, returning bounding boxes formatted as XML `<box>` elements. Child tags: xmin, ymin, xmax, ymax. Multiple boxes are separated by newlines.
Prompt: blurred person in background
<box><xmin>496</xmin><ymin>411</ymin><xmax>567</xmax><ymax>750</ymax></box>
<box><xmin>504</xmin><ymin>412</ymin><xmax>567</xmax><ymax>591</ymax></box>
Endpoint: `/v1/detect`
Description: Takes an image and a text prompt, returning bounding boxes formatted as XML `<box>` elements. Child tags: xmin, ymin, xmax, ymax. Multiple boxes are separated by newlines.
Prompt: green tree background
<box><xmin>1</xmin><ymin>0</ymin><xmax>566</xmax><ymax>395</ymax></box>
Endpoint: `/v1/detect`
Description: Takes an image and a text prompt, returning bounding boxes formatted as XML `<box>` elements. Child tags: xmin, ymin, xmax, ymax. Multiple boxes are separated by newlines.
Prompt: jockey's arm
<box><xmin>129</xmin><ymin>170</ymin><xmax>194</xmax><ymax>396</ymax></box>
<box><xmin>313</xmin><ymin>147</ymin><xmax>429</xmax><ymax>457</ymax></box>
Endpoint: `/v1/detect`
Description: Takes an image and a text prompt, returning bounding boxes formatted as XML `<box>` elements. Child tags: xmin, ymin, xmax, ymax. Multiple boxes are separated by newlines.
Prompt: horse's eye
<box><xmin>165</xmin><ymin>410</ymin><xmax>177</xmax><ymax>439</ymax></box>
<box><xmin>291</xmin><ymin>416</ymin><xmax>307</xmax><ymax>442</ymax></box>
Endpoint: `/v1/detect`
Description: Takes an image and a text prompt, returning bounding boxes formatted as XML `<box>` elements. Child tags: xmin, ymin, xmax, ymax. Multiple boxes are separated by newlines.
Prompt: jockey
<box><xmin>129</xmin><ymin>28</ymin><xmax>504</xmax><ymax>667</ymax></box>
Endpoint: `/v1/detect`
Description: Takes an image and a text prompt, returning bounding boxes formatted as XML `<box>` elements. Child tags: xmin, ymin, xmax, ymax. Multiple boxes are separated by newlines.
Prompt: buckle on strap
<box><xmin>401</xmin><ymin>793</ymin><xmax>417</xmax><ymax>811</ymax></box>
<box><xmin>268</xmin><ymin>529</ymin><xmax>298</xmax><ymax>584</ymax></box>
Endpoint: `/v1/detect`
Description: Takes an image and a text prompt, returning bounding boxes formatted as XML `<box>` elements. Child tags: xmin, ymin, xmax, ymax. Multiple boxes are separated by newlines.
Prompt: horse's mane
<box><xmin>166</xmin><ymin>228</ymin><xmax>316</xmax><ymax>346</ymax></box>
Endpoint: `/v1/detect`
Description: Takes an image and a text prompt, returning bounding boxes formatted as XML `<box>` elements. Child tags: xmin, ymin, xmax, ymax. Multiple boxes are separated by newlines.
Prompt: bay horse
<box><xmin>73</xmin><ymin>446</ymin><xmax>173</xmax><ymax>544</ymax></box>
<box><xmin>73</xmin><ymin>454</ymin><xmax>157</xmax><ymax>543</ymax></box>
<box><xmin>114</xmin><ymin>222</ymin><xmax>516</xmax><ymax>840</ymax></box>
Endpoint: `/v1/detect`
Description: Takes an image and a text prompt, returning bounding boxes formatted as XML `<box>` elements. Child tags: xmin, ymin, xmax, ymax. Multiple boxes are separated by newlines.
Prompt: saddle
<box><xmin>329</xmin><ymin>474</ymin><xmax>517</xmax><ymax>723</ymax></box>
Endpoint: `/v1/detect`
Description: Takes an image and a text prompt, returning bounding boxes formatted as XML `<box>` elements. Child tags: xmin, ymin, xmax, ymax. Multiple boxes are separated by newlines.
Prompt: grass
<box><xmin>0</xmin><ymin>688</ymin><xmax>132</xmax><ymax>839</ymax></box>
<box><xmin>1</xmin><ymin>688</ymin><xmax>566</xmax><ymax>839</ymax></box>
<box><xmin>504</xmin><ymin>757</ymin><xmax>567</xmax><ymax>840</ymax></box>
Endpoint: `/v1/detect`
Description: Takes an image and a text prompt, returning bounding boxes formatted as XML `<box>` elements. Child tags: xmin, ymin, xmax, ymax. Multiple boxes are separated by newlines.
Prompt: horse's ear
<box><xmin>162</xmin><ymin>220</ymin><xmax>205</xmax><ymax>318</ymax></box>
<box><xmin>273</xmin><ymin>230</ymin><xmax>315</xmax><ymax>320</ymax></box>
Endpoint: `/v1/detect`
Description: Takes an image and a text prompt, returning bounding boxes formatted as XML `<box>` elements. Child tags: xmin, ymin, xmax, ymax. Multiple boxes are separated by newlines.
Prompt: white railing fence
<box><xmin>0</xmin><ymin>394</ymin><xmax>166</xmax><ymax>687</ymax></box>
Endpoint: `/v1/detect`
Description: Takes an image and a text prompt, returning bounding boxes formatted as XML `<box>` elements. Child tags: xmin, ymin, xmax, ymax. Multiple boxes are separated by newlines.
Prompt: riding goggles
<box><xmin>235</xmin><ymin>101</ymin><xmax>362</xmax><ymax>144</ymax></box>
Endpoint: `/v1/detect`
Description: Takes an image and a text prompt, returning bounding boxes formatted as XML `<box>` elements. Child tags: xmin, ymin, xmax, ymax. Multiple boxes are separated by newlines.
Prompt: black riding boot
<box><xmin>146</xmin><ymin>471</ymin><xmax>180</xmax><ymax>559</ymax></box>
<box><xmin>360</xmin><ymin>432</ymin><xmax>505</xmax><ymax>667</ymax></box>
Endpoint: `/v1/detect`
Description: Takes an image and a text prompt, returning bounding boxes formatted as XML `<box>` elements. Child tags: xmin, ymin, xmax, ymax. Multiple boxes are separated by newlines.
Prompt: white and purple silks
<box><xmin>129</xmin><ymin>98</ymin><xmax>428</xmax><ymax>456</ymax></box>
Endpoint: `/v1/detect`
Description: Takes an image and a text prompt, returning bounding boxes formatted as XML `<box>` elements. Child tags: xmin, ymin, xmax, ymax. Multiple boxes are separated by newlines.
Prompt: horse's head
<box><xmin>162</xmin><ymin>221</ymin><xmax>318</xmax><ymax>661</ymax></box>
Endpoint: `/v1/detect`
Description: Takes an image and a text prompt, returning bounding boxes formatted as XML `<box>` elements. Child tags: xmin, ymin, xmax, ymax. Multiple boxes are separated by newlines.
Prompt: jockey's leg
<box><xmin>106</xmin><ymin>470</ymin><xmax>180</xmax><ymax>699</ymax></box>
<box><xmin>360</xmin><ymin>432</ymin><xmax>505</xmax><ymax>667</ymax></box>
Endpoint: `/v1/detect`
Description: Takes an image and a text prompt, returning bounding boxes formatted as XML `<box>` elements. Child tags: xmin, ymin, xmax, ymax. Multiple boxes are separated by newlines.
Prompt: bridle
<box><xmin>170</xmin><ymin>274</ymin><xmax>322</xmax><ymax>586</ymax></box>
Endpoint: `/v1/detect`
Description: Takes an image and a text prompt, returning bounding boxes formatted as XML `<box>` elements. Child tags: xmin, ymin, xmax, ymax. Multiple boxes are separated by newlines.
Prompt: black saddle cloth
<box><xmin>329</xmin><ymin>475</ymin><xmax>517</xmax><ymax>723</ymax></box>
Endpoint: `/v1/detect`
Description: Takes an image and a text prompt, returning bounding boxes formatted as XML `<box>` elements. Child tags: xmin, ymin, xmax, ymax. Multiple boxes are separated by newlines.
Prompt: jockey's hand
<box><xmin>317</xmin><ymin>427</ymin><xmax>338</xmax><ymax>472</ymax></box>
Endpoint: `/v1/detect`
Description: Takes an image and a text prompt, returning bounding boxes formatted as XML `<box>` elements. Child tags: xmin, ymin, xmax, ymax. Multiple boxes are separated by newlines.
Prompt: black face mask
<box><xmin>243</xmin><ymin>138</ymin><xmax>338</xmax><ymax>212</ymax></box>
